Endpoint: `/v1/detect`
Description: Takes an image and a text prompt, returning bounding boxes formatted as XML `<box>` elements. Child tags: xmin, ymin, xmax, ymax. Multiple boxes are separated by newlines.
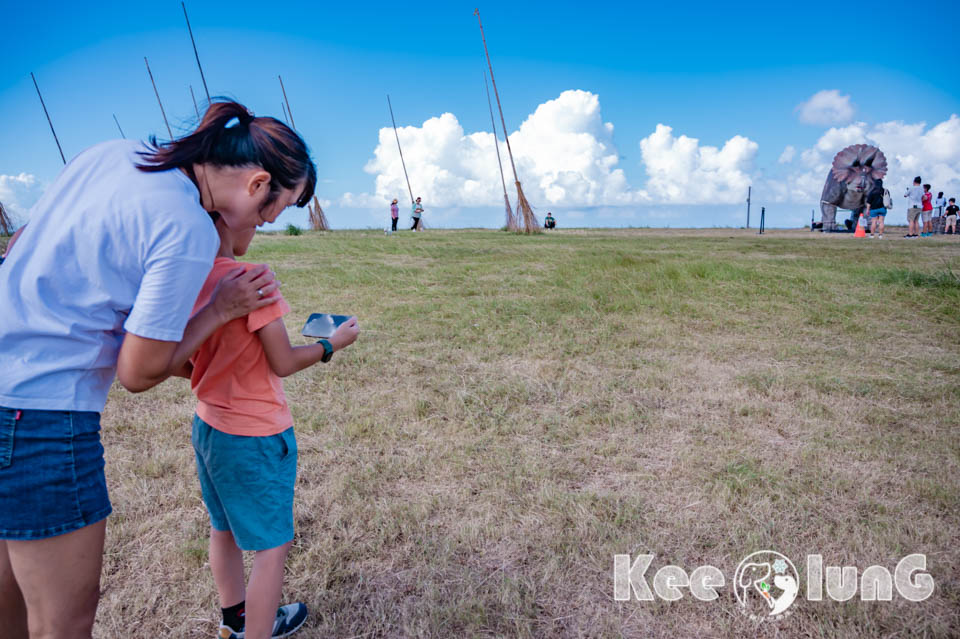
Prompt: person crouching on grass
<box><xmin>181</xmin><ymin>214</ymin><xmax>359</xmax><ymax>639</ymax></box>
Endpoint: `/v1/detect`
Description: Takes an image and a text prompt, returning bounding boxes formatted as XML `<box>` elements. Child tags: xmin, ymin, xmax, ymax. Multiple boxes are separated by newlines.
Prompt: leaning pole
<box><xmin>386</xmin><ymin>95</ymin><xmax>415</xmax><ymax>206</ymax></box>
<box><xmin>30</xmin><ymin>72</ymin><xmax>66</xmax><ymax>165</ymax></box>
<box><xmin>474</xmin><ymin>8</ymin><xmax>538</xmax><ymax>233</ymax></box>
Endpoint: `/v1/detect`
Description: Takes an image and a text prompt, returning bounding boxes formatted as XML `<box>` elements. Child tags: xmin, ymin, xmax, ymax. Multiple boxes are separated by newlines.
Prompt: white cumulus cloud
<box><xmin>778</xmin><ymin>145</ymin><xmax>796</xmax><ymax>164</ymax></box>
<box><xmin>344</xmin><ymin>90</ymin><xmax>762</xmax><ymax>211</ymax></box>
<box><xmin>343</xmin><ymin>90</ymin><xmax>650</xmax><ymax>208</ymax></box>
<box><xmin>766</xmin><ymin>114</ymin><xmax>960</xmax><ymax>204</ymax></box>
<box><xmin>795</xmin><ymin>90</ymin><xmax>856</xmax><ymax>126</ymax></box>
<box><xmin>638</xmin><ymin>125</ymin><xmax>758</xmax><ymax>204</ymax></box>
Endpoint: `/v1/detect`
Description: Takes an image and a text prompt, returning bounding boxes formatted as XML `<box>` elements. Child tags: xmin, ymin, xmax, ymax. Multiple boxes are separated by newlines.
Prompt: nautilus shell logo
<box><xmin>733</xmin><ymin>551</ymin><xmax>800</xmax><ymax>621</ymax></box>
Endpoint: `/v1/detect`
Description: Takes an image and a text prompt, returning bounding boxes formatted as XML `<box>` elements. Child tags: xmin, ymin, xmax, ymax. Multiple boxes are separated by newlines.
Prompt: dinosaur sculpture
<box><xmin>819</xmin><ymin>144</ymin><xmax>887</xmax><ymax>231</ymax></box>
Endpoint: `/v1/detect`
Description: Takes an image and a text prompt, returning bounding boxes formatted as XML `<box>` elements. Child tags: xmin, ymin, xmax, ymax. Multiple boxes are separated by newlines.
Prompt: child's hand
<box><xmin>330</xmin><ymin>317</ymin><xmax>360</xmax><ymax>352</ymax></box>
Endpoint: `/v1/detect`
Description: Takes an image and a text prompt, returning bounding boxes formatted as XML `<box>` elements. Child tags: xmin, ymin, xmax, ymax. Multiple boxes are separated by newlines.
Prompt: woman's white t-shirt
<box><xmin>0</xmin><ymin>140</ymin><xmax>219</xmax><ymax>412</ymax></box>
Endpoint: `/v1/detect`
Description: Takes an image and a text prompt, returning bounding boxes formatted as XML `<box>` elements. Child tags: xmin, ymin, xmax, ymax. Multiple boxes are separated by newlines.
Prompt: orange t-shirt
<box><xmin>189</xmin><ymin>257</ymin><xmax>292</xmax><ymax>436</ymax></box>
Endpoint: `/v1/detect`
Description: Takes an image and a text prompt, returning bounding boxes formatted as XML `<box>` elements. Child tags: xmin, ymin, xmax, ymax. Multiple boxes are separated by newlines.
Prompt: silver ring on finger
<box><xmin>257</xmin><ymin>288</ymin><xmax>264</xmax><ymax>299</ymax></box>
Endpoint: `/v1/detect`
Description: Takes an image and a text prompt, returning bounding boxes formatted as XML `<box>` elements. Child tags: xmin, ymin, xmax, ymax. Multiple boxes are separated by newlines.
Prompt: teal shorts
<box><xmin>192</xmin><ymin>415</ymin><xmax>297</xmax><ymax>551</ymax></box>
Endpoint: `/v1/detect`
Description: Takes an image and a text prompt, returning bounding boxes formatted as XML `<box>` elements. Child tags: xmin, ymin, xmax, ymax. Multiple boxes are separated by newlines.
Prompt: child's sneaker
<box><xmin>218</xmin><ymin>603</ymin><xmax>308</xmax><ymax>639</ymax></box>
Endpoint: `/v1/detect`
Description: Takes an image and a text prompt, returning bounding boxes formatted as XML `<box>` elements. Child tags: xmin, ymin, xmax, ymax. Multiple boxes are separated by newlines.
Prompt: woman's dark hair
<box><xmin>137</xmin><ymin>100</ymin><xmax>316</xmax><ymax>208</ymax></box>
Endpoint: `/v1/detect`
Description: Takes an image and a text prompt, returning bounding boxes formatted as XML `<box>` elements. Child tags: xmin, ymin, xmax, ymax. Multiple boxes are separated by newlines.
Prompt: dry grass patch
<box><xmin>91</xmin><ymin>229</ymin><xmax>960</xmax><ymax>638</ymax></box>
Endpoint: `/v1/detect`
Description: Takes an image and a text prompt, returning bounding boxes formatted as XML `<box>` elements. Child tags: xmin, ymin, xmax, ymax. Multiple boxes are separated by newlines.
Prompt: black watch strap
<box><xmin>316</xmin><ymin>338</ymin><xmax>334</xmax><ymax>363</ymax></box>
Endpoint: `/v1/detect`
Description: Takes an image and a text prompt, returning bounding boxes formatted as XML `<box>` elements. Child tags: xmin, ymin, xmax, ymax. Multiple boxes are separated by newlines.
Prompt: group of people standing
<box><xmin>389</xmin><ymin>197</ymin><xmax>424</xmax><ymax>232</ymax></box>
<box><xmin>902</xmin><ymin>177</ymin><xmax>956</xmax><ymax>238</ymax></box>
<box><xmin>860</xmin><ymin>176</ymin><xmax>956</xmax><ymax>239</ymax></box>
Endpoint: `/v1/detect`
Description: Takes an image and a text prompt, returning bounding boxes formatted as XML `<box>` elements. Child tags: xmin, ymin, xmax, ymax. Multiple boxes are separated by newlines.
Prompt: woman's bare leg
<box><xmin>6</xmin><ymin>519</ymin><xmax>105</xmax><ymax>639</ymax></box>
<box><xmin>0</xmin><ymin>540</ymin><xmax>29</xmax><ymax>639</ymax></box>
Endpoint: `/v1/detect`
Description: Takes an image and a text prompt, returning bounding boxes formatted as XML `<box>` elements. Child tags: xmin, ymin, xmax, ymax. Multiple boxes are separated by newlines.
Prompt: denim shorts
<box><xmin>192</xmin><ymin>415</ymin><xmax>297</xmax><ymax>551</ymax></box>
<box><xmin>0</xmin><ymin>407</ymin><xmax>111</xmax><ymax>540</ymax></box>
<box><xmin>869</xmin><ymin>208</ymin><xmax>887</xmax><ymax>218</ymax></box>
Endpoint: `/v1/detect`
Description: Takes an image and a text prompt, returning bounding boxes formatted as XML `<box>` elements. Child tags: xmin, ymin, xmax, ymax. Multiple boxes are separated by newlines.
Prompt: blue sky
<box><xmin>2</xmin><ymin>0</ymin><xmax>958</xmax><ymax>229</ymax></box>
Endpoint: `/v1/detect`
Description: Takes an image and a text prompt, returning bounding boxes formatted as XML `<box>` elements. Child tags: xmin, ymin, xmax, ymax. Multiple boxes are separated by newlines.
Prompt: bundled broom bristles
<box><xmin>514</xmin><ymin>181</ymin><xmax>539</xmax><ymax>234</ymax></box>
<box><xmin>504</xmin><ymin>194</ymin><xmax>517</xmax><ymax>231</ymax></box>
<box><xmin>0</xmin><ymin>201</ymin><xmax>12</xmax><ymax>237</ymax></box>
<box><xmin>308</xmin><ymin>196</ymin><xmax>329</xmax><ymax>231</ymax></box>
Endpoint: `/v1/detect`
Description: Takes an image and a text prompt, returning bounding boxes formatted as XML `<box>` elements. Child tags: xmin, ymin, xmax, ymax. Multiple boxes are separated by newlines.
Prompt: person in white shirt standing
<box><xmin>934</xmin><ymin>192</ymin><xmax>947</xmax><ymax>218</ymax></box>
<box><xmin>904</xmin><ymin>176</ymin><xmax>924</xmax><ymax>238</ymax></box>
<box><xmin>0</xmin><ymin>100</ymin><xmax>316</xmax><ymax>639</ymax></box>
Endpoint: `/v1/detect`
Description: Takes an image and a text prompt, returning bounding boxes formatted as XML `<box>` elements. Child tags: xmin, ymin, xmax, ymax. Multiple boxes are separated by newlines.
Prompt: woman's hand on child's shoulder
<box><xmin>330</xmin><ymin>317</ymin><xmax>360</xmax><ymax>352</ymax></box>
<box><xmin>210</xmin><ymin>264</ymin><xmax>279</xmax><ymax>322</ymax></box>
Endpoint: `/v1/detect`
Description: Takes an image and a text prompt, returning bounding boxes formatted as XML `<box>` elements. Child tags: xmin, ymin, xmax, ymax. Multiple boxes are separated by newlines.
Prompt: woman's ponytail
<box><xmin>137</xmin><ymin>99</ymin><xmax>315</xmax><ymax>207</ymax></box>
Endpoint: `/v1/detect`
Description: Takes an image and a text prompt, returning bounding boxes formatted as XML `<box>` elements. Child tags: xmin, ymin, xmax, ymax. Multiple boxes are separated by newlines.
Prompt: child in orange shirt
<box><xmin>186</xmin><ymin>215</ymin><xmax>359</xmax><ymax>639</ymax></box>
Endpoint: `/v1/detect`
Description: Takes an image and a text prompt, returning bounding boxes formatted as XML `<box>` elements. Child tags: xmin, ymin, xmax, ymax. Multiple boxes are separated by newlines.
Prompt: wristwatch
<box><xmin>316</xmin><ymin>338</ymin><xmax>334</xmax><ymax>363</ymax></box>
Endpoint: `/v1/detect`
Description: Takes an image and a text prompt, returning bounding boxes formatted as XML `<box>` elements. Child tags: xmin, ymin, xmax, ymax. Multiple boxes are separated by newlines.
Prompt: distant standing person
<box><xmin>934</xmin><ymin>191</ymin><xmax>947</xmax><ymax>217</ymax></box>
<box><xmin>864</xmin><ymin>178</ymin><xmax>887</xmax><ymax>239</ymax></box>
<box><xmin>411</xmin><ymin>197</ymin><xmax>423</xmax><ymax>231</ymax></box>
<box><xmin>945</xmin><ymin>198</ymin><xmax>959</xmax><ymax>235</ymax></box>
<box><xmin>390</xmin><ymin>199</ymin><xmax>399</xmax><ymax>232</ymax></box>
<box><xmin>921</xmin><ymin>184</ymin><xmax>934</xmax><ymax>236</ymax></box>
<box><xmin>904</xmin><ymin>177</ymin><xmax>923</xmax><ymax>238</ymax></box>
<box><xmin>544</xmin><ymin>212</ymin><xmax>556</xmax><ymax>229</ymax></box>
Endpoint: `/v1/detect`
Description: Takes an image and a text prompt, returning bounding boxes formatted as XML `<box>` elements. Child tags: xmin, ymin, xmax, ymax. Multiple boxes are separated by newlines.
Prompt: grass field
<box><xmin>35</xmin><ymin>227</ymin><xmax>960</xmax><ymax>637</ymax></box>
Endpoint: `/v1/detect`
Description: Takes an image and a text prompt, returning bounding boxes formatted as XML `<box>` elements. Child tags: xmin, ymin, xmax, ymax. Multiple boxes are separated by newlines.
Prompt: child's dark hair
<box><xmin>137</xmin><ymin>100</ymin><xmax>316</xmax><ymax>209</ymax></box>
<box><xmin>938</xmin><ymin>192</ymin><xmax>943</xmax><ymax>198</ymax></box>
<box><xmin>951</xmin><ymin>198</ymin><xmax>956</xmax><ymax>203</ymax></box>
<box><xmin>923</xmin><ymin>184</ymin><xmax>931</xmax><ymax>190</ymax></box>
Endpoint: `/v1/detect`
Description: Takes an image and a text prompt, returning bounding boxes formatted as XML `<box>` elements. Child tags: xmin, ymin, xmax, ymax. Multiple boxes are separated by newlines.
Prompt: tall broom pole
<box><xmin>144</xmin><ymin>57</ymin><xmax>173</xmax><ymax>139</ymax></box>
<box><xmin>112</xmin><ymin>113</ymin><xmax>126</xmax><ymax>139</ymax></box>
<box><xmin>278</xmin><ymin>75</ymin><xmax>296</xmax><ymax>130</ymax></box>
<box><xmin>475</xmin><ymin>8</ymin><xmax>538</xmax><ymax>232</ymax></box>
<box><xmin>276</xmin><ymin>77</ymin><xmax>328</xmax><ymax>231</ymax></box>
<box><xmin>189</xmin><ymin>85</ymin><xmax>200</xmax><ymax>119</ymax></box>
<box><xmin>475</xmin><ymin>9</ymin><xmax>519</xmax><ymax>183</ymax></box>
<box><xmin>483</xmin><ymin>67</ymin><xmax>513</xmax><ymax>228</ymax></box>
<box><xmin>182</xmin><ymin>2</ymin><xmax>210</xmax><ymax>103</ymax></box>
<box><xmin>30</xmin><ymin>72</ymin><xmax>66</xmax><ymax>165</ymax></box>
<box><xmin>281</xmin><ymin>101</ymin><xmax>289</xmax><ymax>126</ymax></box>
<box><xmin>386</xmin><ymin>95</ymin><xmax>415</xmax><ymax>205</ymax></box>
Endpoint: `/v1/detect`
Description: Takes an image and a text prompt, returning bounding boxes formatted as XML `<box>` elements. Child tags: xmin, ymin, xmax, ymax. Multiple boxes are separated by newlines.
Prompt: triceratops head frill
<box><xmin>831</xmin><ymin>144</ymin><xmax>888</xmax><ymax>184</ymax></box>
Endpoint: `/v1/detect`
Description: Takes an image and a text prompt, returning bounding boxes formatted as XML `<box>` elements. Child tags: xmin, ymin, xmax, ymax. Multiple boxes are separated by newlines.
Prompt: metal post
<box><xmin>758</xmin><ymin>207</ymin><xmax>765</xmax><ymax>235</ymax></box>
<box><xmin>746</xmin><ymin>186</ymin><xmax>751</xmax><ymax>229</ymax></box>
<box><xmin>31</xmin><ymin>72</ymin><xmax>66</xmax><ymax>165</ymax></box>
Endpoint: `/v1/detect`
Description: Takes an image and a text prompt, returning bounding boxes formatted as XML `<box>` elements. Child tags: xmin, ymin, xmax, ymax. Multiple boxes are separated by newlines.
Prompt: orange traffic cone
<box><xmin>854</xmin><ymin>214</ymin><xmax>866</xmax><ymax>237</ymax></box>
